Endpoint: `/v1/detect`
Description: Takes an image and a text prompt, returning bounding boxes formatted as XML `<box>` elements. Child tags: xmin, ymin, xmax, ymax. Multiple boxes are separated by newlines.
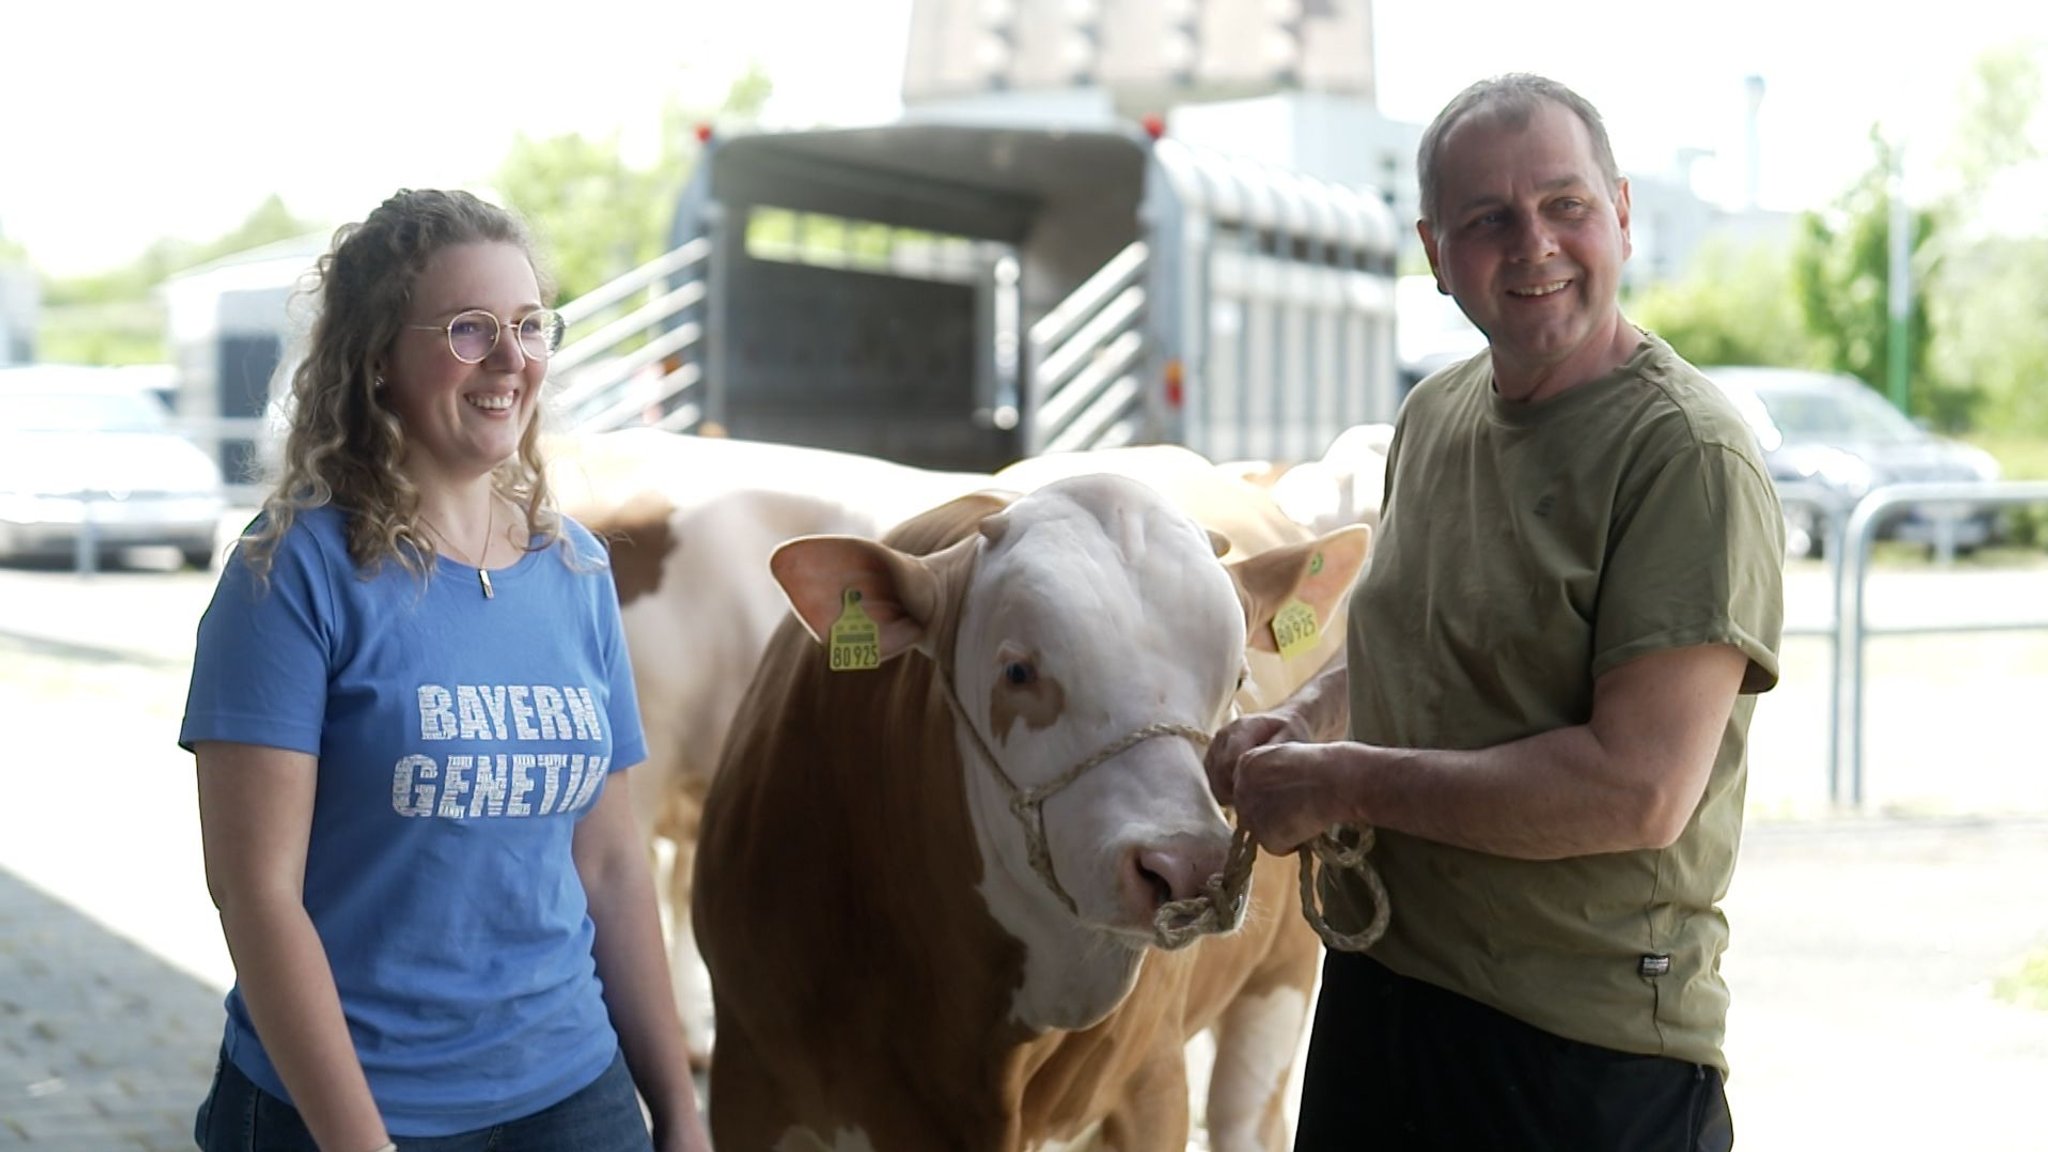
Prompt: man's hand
<box><xmin>1207</xmin><ymin>705</ymin><xmax>1363</xmax><ymax>854</ymax></box>
<box><xmin>1204</xmin><ymin>707</ymin><xmax>1310</xmax><ymax>807</ymax></box>
<box><xmin>1228</xmin><ymin>741</ymin><xmax>1359</xmax><ymax>855</ymax></box>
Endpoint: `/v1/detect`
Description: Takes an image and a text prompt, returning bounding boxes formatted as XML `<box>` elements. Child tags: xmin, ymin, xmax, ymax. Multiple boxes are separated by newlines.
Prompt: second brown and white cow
<box><xmin>696</xmin><ymin>474</ymin><xmax>1369</xmax><ymax>1151</ymax></box>
<box><xmin>550</xmin><ymin>429</ymin><xmax>989</xmax><ymax>1063</ymax></box>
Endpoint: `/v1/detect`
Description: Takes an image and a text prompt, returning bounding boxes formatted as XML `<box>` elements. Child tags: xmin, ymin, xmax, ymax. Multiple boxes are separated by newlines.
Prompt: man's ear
<box><xmin>1418</xmin><ymin>216</ymin><xmax>1445</xmax><ymax>294</ymax></box>
<box><xmin>1614</xmin><ymin>175</ymin><xmax>1633</xmax><ymax>262</ymax></box>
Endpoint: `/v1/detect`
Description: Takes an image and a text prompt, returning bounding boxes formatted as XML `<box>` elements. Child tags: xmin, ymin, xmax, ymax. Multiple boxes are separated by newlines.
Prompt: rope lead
<box><xmin>1154</xmin><ymin>823</ymin><xmax>1390</xmax><ymax>953</ymax></box>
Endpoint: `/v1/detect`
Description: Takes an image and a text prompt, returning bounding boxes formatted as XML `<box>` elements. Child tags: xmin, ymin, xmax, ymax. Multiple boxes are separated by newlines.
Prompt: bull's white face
<box><xmin>949</xmin><ymin>475</ymin><xmax>1248</xmax><ymax>1028</ymax></box>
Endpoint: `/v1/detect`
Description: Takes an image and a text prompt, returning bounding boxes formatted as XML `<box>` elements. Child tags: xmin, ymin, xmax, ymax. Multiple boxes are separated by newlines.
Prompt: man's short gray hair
<box><xmin>1416</xmin><ymin>74</ymin><xmax>1622</xmax><ymax>227</ymax></box>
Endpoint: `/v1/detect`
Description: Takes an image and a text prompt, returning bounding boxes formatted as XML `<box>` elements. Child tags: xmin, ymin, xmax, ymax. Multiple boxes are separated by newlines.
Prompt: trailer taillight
<box><xmin>1164</xmin><ymin>358</ymin><xmax>1185</xmax><ymax>408</ymax></box>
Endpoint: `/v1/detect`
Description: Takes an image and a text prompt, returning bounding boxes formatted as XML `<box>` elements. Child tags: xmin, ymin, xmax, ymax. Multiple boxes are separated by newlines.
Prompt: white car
<box><xmin>0</xmin><ymin>365</ymin><xmax>227</xmax><ymax>568</ymax></box>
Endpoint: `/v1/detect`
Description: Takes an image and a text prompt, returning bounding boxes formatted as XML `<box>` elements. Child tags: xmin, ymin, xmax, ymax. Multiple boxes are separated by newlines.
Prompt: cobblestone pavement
<box><xmin>0</xmin><ymin>868</ymin><xmax>219</xmax><ymax>1151</ymax></box>
<box><xmin>2</xmin><ymin>561</ymin><xmax>2046</xmax><ymax>1150</ymax></box>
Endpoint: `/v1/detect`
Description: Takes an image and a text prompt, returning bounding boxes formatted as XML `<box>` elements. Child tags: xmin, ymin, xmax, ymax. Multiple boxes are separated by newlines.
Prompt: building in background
<box><xmin>900</xmin><ymin>0</ymin><xmax>1794</xmax><ymax>291</ymax></box>
<box><xmin>903</xmin><ymin>0</ymin><xmax>1375</xmax><ymax>115</ymax></box>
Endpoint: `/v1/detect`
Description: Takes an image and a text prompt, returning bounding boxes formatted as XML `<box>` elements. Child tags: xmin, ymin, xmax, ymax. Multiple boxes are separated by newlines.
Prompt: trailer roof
<box><xmin>707</xmin><ymin>122</ymin><xmax>1151</xmax><ymax>243</ymax></box>
<box><xmin>702</xmin><ymin>120</ymin><xmax>1399</xmax><ymax>255</ymax></box>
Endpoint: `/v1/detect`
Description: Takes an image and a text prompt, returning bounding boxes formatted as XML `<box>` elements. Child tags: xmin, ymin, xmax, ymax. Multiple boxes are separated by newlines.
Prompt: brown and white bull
<box><xmin>549</xmin><ymin>429</ymin><xmax>988</xmax><ymax>1062</ymax></box>
<box><xmin>695</xmin><ymin>474</ymin><xmax>1369</xmax><ymax>1151</ymax></box>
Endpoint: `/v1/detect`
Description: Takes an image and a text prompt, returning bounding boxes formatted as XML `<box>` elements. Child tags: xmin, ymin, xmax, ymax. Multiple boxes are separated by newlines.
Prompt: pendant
<box><xmin>478</xmin><ymin>568</ymin><xmax>495</xmax><ymax>599</ymax></box>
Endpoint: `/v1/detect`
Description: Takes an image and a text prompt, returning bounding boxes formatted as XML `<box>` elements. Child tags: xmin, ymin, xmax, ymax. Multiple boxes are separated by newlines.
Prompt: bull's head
<box><xmin>771</xmin><ymin>474</ymin><xmax>1367</xmax><ymax>1029</ymax></box>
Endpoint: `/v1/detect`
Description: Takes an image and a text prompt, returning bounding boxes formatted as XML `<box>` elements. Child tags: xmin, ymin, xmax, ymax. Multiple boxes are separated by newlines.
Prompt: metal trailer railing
<box><xmin>1830</xmin><ymin>481</ymin><xmax>2048</xmax><ymax>807</ymax></box>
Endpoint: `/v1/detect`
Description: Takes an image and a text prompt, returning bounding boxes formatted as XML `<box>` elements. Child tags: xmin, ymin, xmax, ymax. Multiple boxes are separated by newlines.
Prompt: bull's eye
<box><xmin>1235</xmin><ymin>667</ymin><xmax>1249</xmax><ymax>692</ymax></box>
<box><xmin>1003</xmin><ymin>660</ymin><xmax>1037</xmax><ymax>687</ymax></box>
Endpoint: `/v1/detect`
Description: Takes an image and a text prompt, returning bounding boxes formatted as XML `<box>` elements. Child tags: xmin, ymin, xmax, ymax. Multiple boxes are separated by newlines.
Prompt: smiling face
<box><xmin>380</xmin><ymin>241</ymin><xmax>547</xmax><ymax>488</ymax></box>
<box><xmin>1420</xmin><ymin>98</ymin><xmax>1635</xmax><ymax>402</ymax></box>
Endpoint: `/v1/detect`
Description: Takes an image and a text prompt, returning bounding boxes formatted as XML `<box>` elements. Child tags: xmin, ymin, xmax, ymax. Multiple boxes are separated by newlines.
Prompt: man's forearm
<box><xmin>1337</xmin><ymin>723</ymin><xmax>1699</xmax><ymax>859</ymax></box>
<box><xmin>1287</xmin><ymin>655</ymin><xmax>1351</xmax><ymax>742</ymax></box>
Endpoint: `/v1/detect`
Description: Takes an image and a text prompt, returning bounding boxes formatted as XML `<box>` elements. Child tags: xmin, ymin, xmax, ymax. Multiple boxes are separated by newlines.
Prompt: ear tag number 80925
<box><xmin>1270</xmin><ymin>552</ymin><xmax>1324</xmax><ymax>660</ymax></box>
<box><xmin>828</xmin><ymin>588</ymin><xmax>881</xmax><ymax>672</ymax></box>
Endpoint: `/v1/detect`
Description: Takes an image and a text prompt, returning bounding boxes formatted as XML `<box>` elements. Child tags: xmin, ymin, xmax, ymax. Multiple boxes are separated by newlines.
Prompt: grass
<box><xmin>1996</xmin><ymin>949</ymin><xmax>2048</xmax><ymax>1012</ymax></box>
<box><xmin>1978</xmin><ymin>433</ymin><xmax>2048</xmax><ymax>557</ymax></box>
<box><xmin>1975</xmin><ymin>434</ymin><xmax>2048</xmax><ymax>481</ymax></box>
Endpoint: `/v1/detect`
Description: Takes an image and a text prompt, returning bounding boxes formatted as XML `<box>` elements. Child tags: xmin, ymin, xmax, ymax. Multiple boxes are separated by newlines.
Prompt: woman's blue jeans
<box><xmin>193</xmin><ymin>1047</ymin><xmax>653</xmax><ymax>1152</ymax></box>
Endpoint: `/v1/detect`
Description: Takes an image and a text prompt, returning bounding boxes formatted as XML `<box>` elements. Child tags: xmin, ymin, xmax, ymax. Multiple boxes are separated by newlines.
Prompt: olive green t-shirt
<box><xmin>1335</xmin><ymin>333</ymin><xmax>1785</xmax><ymax>1073</ymax></box>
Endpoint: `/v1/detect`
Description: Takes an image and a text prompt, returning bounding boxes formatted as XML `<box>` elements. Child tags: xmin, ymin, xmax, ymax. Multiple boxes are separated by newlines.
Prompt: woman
<box><xmin>181</xmin><ymin>189</ymin><xmax>709</xmax><ymax>1152</ymax></box>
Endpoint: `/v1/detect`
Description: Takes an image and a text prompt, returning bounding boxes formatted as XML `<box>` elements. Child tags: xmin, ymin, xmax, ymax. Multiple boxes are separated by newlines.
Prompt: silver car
<box><xmin>0</xmin><ymin>366</ymin><xmax>227</xmax><ymax>568</ymax></box>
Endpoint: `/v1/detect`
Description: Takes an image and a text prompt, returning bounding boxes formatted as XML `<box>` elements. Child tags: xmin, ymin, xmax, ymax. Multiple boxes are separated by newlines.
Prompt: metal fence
<box><xmin>1826</xmin><ymin>481</ymin><xmax>2048</xmax><ymax>806</ymax></box>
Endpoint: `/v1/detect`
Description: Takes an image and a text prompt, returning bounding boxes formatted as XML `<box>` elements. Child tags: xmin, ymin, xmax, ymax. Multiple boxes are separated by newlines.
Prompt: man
<box><xmin>1205</xmin><ymin>74</ymin><xmax>1785</xmax><ymax>1151</ymax></box>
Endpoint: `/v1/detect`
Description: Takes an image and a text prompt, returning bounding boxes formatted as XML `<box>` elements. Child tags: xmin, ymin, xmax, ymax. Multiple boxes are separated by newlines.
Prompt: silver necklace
<box><xmin>419</xmin><ymin>500</ymin><xmax>496</xmax><ymax>599</ymax></box>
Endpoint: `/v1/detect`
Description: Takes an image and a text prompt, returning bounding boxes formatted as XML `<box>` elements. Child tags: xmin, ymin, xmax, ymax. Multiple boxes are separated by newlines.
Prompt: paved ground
<box><xmin>1</xmin><ymin>557</ymin><xmax>2046</xmax><ymax>1150</ymax></box>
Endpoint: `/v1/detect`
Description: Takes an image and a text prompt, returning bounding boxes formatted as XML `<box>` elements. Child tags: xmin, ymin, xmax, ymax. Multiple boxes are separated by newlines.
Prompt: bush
<box><xmin>1977</xmin><ymin>436</ymin><xmax>2048</xmax><ymax>548</ymax></box>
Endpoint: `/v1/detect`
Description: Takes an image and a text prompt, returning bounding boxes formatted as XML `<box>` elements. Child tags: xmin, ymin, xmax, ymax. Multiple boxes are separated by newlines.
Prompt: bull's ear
<box><xmin>769</xmin><ymin>535</ymin><xmax>942</xmax><ymax>663</ymax></box>
<box><xmin>1230</xmin><ymin>524</ymin><xmax>1372</xmax><ymax>653</ymax></box>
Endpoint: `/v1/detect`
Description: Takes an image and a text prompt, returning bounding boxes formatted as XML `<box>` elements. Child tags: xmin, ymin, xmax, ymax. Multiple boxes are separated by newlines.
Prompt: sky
<box><xmin>4</xmin><ymin>0</ymin><xmax>2045</xmax><ymax>277</ymax></box>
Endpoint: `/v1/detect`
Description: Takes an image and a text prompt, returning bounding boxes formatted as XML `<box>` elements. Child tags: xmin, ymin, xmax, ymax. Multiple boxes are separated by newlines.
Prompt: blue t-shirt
<box><xmin>179</xmin><ymin>505</ymin><xmax>648</xmax><ymax>1136</ymax></box>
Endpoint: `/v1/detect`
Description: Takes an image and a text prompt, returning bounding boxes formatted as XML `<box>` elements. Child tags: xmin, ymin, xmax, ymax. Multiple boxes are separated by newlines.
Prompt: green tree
<box><xmin>1934</xmin><ymin>238</ymin><xmax>2048</xmax><ymax>434</ymax></box>
<box><xmin>496</xmin><ymin>67</ymin><xmax>773</xmax><ymax>303</ymax></box>
<box><xmin>1629</xmin><ymin>235</ymin><xmax>1815</xmax><ymax>370</ymax></box>
<box><xmin>1925</xmin><ymin>47</ymin><xmax>2048</xmax><ymax>437</ymax></box>
<box><xmin>1791</xmin><ymin>131</ymin><xmax>1949</xmax><ymax>424</ymax></box>
<box><xmin>38</xmin><ymin>195</ymin><xmax>323</xmax><ymax>365</ymax></box>
<box><xmin>1944</xmin><ymin>47</ymin><xmax>2041</xmax><ymax>205</ymax></box>
<box><xmin>494</xmin><ymin>130</ymin><xmax>671</xmax><ymax>301</ymax></box>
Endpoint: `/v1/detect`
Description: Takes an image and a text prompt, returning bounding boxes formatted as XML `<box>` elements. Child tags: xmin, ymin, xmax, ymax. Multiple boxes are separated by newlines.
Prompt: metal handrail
<box><xmin>1026</xmin><ymin>241</ymin><xmax>1148</xmax><ymax>353</ymax></box>
<box><xmin>554</xmin><ymin>321</ymin><xmax>703</xmax><ymax>420</ymax></box>
<box><xmin>546</xmin><ymin>237</ymin><xmax>712</xmax><ymax>435</ymax></box>
<box><xmin>1025</xmin><ymin>242</ymin><xmax>1150</xmax><ymax>456</ymax></box>
<box><xmin>550</xmin><ymin>280</ymin><xmax>706</xmax><ymax>380</ymax></box>
<box><xmin>1832</xmin><ymin>481</ymin><xmax>2048</xmax><ymax>806</ymax></box>
<box><xmin>556</xmin><ymin>238</ymin><xmax>711</xmax><ymax>327</ymax></box>
<box><xmin>1031</xmin><ymin>286</ymin><xmax>1145</xmax><ymax>397</ymax></box>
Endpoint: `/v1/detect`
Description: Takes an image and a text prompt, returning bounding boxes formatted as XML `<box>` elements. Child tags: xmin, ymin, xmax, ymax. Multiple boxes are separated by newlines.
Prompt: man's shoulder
<box><xmin>1410</xmin><ymin>349</ymin><xmax>1492</xmax><ymax>400</ymax></box>
<box><xmin>1627</xmin><ymin>335</ymin><xmax>1764</xmax><ymax>457</ymax></box>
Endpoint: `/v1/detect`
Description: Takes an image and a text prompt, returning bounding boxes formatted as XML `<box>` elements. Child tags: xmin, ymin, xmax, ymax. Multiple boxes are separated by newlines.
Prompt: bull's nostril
<box><xmin>1136</xmin><ymin>861</ymin><xmax>1174</xmax><ymax>909</ymax></box>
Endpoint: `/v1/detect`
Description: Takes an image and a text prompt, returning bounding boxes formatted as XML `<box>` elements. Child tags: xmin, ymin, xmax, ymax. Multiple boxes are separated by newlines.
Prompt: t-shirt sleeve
<box><xmin>178</xmin><ymin>532</ymin><xmax>333</xmax><ymax>755</ymax></box>
<box><xmin>1592</xmin><ymin>440</ymin><xmax>1786</xmax><ymax>694</ymax></box>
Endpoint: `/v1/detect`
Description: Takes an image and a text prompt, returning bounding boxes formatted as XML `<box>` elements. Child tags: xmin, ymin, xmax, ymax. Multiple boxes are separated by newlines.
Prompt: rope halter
<box><xmin>939</xmin><ymin>676</ymin><xmax>1390</xmax><ymax>954</ymax></box>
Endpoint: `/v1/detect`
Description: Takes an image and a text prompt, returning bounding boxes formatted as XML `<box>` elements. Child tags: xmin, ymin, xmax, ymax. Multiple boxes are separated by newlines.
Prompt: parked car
<box><xmin>1700</xmin><ymin>365</ymin><xmax>2002</xmax><ymax>557</ymax></box>
<box><xmin>0</xmin><ymin>365</ymin><xmax>227</xmax><ymax>568</ymax></box>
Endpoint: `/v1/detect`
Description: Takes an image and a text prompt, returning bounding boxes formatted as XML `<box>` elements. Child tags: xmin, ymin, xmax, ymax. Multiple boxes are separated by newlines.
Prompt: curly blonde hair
<box><xmin>239</xmin><ymin>189</ymin><xmax>571</xmax><ymax>583</ymax></box>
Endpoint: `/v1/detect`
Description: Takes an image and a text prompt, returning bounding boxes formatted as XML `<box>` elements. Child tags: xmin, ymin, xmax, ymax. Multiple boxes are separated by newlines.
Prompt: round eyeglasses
<box><xmin>407</xmin><ymin>308</ymin><xmax>566</xmax><ymax>364</ymax></box>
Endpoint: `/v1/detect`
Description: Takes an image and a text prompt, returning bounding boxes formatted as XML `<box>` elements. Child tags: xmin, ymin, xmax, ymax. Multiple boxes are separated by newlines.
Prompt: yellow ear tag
<box><xmin>1270</xmin><ymin>553</ymin><xmax>1324</xmax><ymax>659</ymax></box>
<box><xmin>827</xmin><ymin>588</ymin><xmax>881</xmax><ymax>672</ymax></box>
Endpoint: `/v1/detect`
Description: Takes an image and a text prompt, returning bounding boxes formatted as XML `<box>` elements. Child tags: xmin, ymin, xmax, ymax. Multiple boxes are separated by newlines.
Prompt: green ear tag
<box><xmin>828</xmin><ymin>588</ymin><xmax>881</xmax><ymax>672</ymax></box>
<box><xmin>1272</xmin><ymin>597</ymin><xmax>1319</xmax><ymax>660</ymax></box>
<box><xmin>1308</xmin><ymin>551</ymin><xmax>1325</xmax><ymax>576</ymax></box>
